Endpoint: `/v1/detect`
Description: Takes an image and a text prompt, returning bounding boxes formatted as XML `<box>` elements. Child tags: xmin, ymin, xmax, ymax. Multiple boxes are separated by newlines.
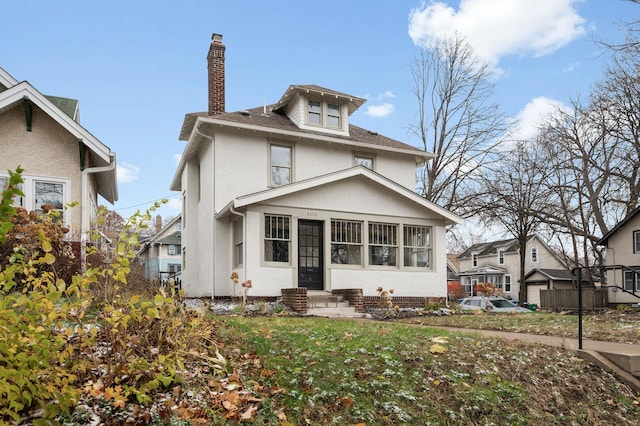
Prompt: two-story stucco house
<box><xmin>597</xmin><ymin>206</ymin><xmax>640</xmax><ymax>306</ymax></box>
<box><xmin>170</xmin><ymin>34</ymin><xmax>462</xmax><ymax>301</ymax></box>
<box><xmin>137</xmin><ymin>215</ymin><xmax>182</xmax><ymax>285</ymax></box>
<box><xmin>456</xmin><ymin>235</ymin><xmax>568</xmax><ymax>303</ymax></box>
<box><xmin>0</xmin><ymin>66</ymin><xmax>118</xmax><ymax>258</ymax></box>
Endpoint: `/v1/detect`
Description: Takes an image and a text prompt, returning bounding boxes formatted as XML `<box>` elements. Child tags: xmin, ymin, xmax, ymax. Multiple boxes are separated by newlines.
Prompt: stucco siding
<box><xmin>0</xmin><ymin>104</ymin><xmax>83</xmax><ymax>233</ymax></box>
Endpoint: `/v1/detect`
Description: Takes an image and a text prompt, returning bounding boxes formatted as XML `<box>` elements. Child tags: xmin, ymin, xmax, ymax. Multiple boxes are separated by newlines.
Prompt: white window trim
<box><xmin>353</xmin><ymin>153</ymin><xmax>375</xmax><ymax>170</ymax></box>
<box><xmin>263</xmin><ymin>214</ymin><xmax>292</xmax><ymax>266</ymax></box>
<box><xmin>531</xmin><ymin>247</ymin><xmax>538</xmax><ymax>263</ymax></box>
<box><xmin>368</xmin><ymin>222</ymin><xmax>398</xmax><ymax>268</ymax></box>
<box><xmin>305</xmin><ymin>99</ymin><xmax>344</xmax><ymax>130</ymax></box>
<box><xmin>0</xmin><ymin>173</ymin><xmax>71</xmax><ymax>228</ymax></box>
<box><xmin>504</xmin><ymin>274</ymin><xmax>512</xmax><ymax>292</ymax></box>
<box><xmin>330</xmin><ymin>219</ymin><xmax>363</xmax><ymax>266</ymax></box>
<box><xmin>268</xmin><ymin>143</ymin><xmax>293</xmax><ymax>187</ymax></box>
<box><xmin>402</xmin><ymin>224</ymin><xmax>432</xmax><ymax>270</ymax></box>
<box><xmin>634</xmin><ymin>230</ymin><xmax>640</xmax><ymax>253</ymax></box>
<box><xmin>498</xmin><ymin>250</ymin><xmax>504</xmax><ymax>265</ymax></box>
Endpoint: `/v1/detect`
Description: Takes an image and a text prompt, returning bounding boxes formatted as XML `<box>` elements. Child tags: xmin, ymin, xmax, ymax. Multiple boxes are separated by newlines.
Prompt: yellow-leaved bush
<box><xmin>0</xmin><ymin>169</ymin><xmax>227</xmax><ymax>423</ymax></box>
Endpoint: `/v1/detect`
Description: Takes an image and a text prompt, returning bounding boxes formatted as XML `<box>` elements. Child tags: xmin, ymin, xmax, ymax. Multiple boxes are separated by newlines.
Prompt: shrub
<box><xmin>0</xmin><ymin>169</ymin><xmax>228</xmax><ymax>422</ymax></box>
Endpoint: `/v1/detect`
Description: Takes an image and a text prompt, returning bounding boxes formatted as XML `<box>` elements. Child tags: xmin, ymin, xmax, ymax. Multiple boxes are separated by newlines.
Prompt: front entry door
<box><xmin>298</xmin><ymin>220</ymin><xmax>324</xmax><ymax>290</ymax></box>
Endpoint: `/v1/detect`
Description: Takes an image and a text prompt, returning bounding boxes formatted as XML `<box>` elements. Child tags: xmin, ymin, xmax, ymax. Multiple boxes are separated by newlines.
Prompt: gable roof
<box><xmin>45</xmin><ymin>95</ymin><xmax>79</xmax><ymax>121</ymax></box>
<box><xmin>524</xmin><ymin>268</ymin><xmax>575</xmax><ymax>281</ymax></box>
<box><xmin>217</xmin><ymin>166</ymin><xmax>463</xmax><ymax>226</ymax></box>
<box><xmin>0</xmin><ymin>78</ymin><xmax>118</xmax><ymax>203</ymax></box>
<box><xmin>457</xmin><ymin>237</ymin><xmax>523</xmax><ymax>260</ymax></box>
<box><xmin>597</xmin><ymin>205</ymin><xmax>640</xmax><ymax>246</ymax></box>
<box><xmin>0</xmin><ymin>67</ymin><xmax>19</xmax><ymax>89</ymax></box>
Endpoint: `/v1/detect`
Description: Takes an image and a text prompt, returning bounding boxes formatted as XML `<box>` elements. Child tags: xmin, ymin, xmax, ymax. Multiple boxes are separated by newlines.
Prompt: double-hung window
<box><xmin>270</xmin><ymin>144</ymin><xmax>292</xmax><ymax>186</ymax></box>
<box><xmin>499</xmin><ymin>250</ymin><xmax>504</xmax><ymax>264</ymax></box>
<box><xmin>308</xmin><ymin>100</ymin><xmax>322</xmax><ymax>124</ymax></box>
<box><xmin>624</xmin><ymin>271</ymin><xmax>640</xmax><ymax>292</ymax></box>
<box><xmin>168</xmin><ymin>244</ymin><xmax>181</xmax><ymax>256</ymax></box>
<box><xmin>264</xmin><ymin>215</ymin><xmax>290</xmax><ymax>263</ymax></box>
<box><xmin>403</xmin><ymin>225</ymin><xmax>431</xmax><ymax>268</ymax></box>
<box><xmin>307</xmin><ymin>100</ymin><xmax>342</xmax><ymax>129</ymax></box>
<box><xmin>531</xmin><ymin>247</ymin><xmax>538</xmax><ymax>263</ymax></box>
<box><xmin>331</xmin><ymin>220</ymin><xmax>362</xmax><ymax>265</ymax></box>
<box><xmin>472</xmin><ymin>254</ymin><xmax>478</xmax><ymax>267</ymax></box>
<box><xmin>369</xmin><ymin>222</ymin><xmax>397</xmax><ymax>266</ymax></box>
<box><xmin>634</xmin><ymin>231</ymin><xmax>640</xmax><ymax>253</ymax></box>
<box><xmin>504</xmin><ymin>275</ymin><xmax>512</xmax><ymax>292</ymax></box>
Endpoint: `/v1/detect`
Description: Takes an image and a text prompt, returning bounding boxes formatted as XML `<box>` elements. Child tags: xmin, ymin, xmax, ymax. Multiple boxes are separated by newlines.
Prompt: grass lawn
<box><xmin>394</xmin><ymin>309</ymin><xmax>640</xmax><ymax>344</ymax></box>
<box><xmin>210</xmin><ymin>315</ymin><xmax>640</xmax><ymax>425</ymax></box>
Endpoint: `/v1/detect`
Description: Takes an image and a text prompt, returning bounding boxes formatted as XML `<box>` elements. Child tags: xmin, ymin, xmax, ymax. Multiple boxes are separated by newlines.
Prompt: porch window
<box><xmin>330</xmin><ymin>220</ymin><xmax>362</xmax><ymax>265</ymax></box>
<box><xmin>264</xmin><ymin>215</ymin><xmax>290</xmax><ymax>263</ymax></box>
<box><xmin>369</xmin><ymin>222</ymin><xmax>397</xmax><ymax>266</ymax></box>
<box><xmin>634</xmin><ymin>231</ymin><xmax>640</xmax><ymax>253</ymax></box>
<box><xmin>270</xmin><ymin>144</ymin><xmax>292</xmax><ymax>186</ymax></box>
<box><xmin>531</xmin><ymin>247</ymin><xmax>538</xmax><ymax>263</ymax></box>
<box><xmin>403</xmin><ymin>225</ymin><xmax>431</xmax><ymax>268</ymax></box>
<box><xmin>233</xmin><ymin>220</ymin><xmax>243</xmax><ymax>267</ymax></box>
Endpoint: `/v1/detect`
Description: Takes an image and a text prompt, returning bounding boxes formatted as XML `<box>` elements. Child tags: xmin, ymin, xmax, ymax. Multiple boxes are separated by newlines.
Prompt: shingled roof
<box><xmin>179</xmin><ymin>105</ymin><xmax>429</xmax><ymax>158</ymax></box>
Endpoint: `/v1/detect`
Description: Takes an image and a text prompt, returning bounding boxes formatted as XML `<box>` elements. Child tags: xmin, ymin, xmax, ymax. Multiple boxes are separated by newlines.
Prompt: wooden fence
<box><xmin>540</xmin><ymin>288</ymin><xmax>608</xmax><ymax>310</ymax></box>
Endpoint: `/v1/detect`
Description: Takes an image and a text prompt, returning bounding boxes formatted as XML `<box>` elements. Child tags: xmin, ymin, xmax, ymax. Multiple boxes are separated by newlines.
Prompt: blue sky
<box><xmin>1</xmin><ymin>0</ymin><xmax>637</xmax><ymax>222</ymax></box>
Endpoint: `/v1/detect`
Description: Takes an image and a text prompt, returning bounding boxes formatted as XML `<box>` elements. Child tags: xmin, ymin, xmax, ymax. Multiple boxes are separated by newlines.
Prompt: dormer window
<box><xmin>327</xmin><ymin>103</ymin><xmax>341</xmax><ymax>127</ymax></box>
<box><xmin>308</xmin><ymin>100</ymin><xmax>322</xmax><ymax>124</ymax></box>
<box><xmin>306</xmin><ymin>99</ymin><xmax>342</xmax><ymax>129</ymax></box>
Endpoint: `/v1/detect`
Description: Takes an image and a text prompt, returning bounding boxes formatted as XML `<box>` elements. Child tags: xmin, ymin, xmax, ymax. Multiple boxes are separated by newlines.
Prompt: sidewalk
<box><xmin>435</xmin><ymin>327</ymin><xmax>640</xmax><ymax>392</ymax></box>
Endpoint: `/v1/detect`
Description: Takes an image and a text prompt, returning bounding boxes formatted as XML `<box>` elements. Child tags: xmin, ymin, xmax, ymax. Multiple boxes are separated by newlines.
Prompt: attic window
<box><xmin>306</xmin><ymin>100</ymin><xmax>342</xmax><ymax>129</ymax></box>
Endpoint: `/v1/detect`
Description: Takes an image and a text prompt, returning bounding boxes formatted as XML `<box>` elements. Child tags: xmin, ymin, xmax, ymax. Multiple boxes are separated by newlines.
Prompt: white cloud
<box><xmin>166</xmin><ymin>197</ymin><xmax>182</xmax><ymax>212</ymax></box>
<box><xmin>509</xmin><ymin>96</ymin><xmax>569</xmax><ymax>141</ymax></box>
<box><xmin>408</xmin><ymin>0</ymin><xmax>586</xmax><ymax>64</ymax></box>
<box><xmin>366</xmin><ymin>102</ymin><xmax>395</xmax><ymax>118</ymax></box>
<box><xmin>380</xmin><ymin>90</ymin><xmax>395</xmax><ymax>100</ymax></box>
<box><xmin>117</xmin><ymin>162</ymin><xmax>140</xmax><ymax>183</ymax></box>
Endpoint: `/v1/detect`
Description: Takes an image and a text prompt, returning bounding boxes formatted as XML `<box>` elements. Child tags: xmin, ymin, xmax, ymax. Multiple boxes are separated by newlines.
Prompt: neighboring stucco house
<box><xmin>597</xmin><ymin>206</ymin><xmax>640</xmax><ymax>306</ymax></box>
<box><xmin>0</xmin><ymin>66</ymin><xmax>118</xmax><ymax>257</ymax></box>
<box><xmin>457</xmin><ymin>235</ymin><xmax>568</xmax><ymax>302</ymax></box>
<box><xmin>171</xmin><ymin>34</ymin><xmax>462</xmax><ymax>300</ymax></box>
<box><xmin>137</xmin><ymin>215</ymin><xmax>182</xmax><ymax>284</ymax></box>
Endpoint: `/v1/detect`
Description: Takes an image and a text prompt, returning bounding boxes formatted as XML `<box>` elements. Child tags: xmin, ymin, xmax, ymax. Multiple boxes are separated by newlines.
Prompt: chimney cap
<box><xmin>212</xmin><ymin>33</ymin><xmax>223</xmax><ymax>44</ymax></box>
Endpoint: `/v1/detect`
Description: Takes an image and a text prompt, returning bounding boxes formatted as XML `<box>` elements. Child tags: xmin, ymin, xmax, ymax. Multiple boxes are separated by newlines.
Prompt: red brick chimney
<box><xmin>208</xmin><ymin>33</ymin><xmax>225</xmax><ymax>115</ymax></box>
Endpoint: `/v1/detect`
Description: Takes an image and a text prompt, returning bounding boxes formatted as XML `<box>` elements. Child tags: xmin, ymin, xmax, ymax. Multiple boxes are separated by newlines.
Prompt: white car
<box><xmin>459</xmin><ymin>296</ymin><xmax>532</xmax><ymax>313</ymax></box>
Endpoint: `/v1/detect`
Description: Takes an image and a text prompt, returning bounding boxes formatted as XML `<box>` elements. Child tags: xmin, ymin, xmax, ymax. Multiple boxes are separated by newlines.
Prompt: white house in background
<box><xmin>137</xmin><ymin>215</ymin><xmax>182</xmax><ymax>284</ymax></box>
<box><xmin>597</xmin><ymin>206</ymin><xmax>640</xmax><ymax>305</ymax></box>
<box><xmin>456</xmin><ymin>235</ymin><xmax>568</xmax><ymax>302</ymax></box>
<box><xmin>170</xmin><ymin>34</ymin><xmax>462</xmax><ymax>299</ymax></box>
<box><xmin>0</xmin><ymin>66</ymin><xmax>118</xmax><ymax>258</ymax></box>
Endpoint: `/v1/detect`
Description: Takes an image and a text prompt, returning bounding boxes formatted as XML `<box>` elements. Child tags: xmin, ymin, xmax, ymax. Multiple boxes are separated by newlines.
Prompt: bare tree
<box><xmin>479</xmin><ymin>141</ymin><xmax>553</xmax><ymax>302</ymax></box>
<box><xmin>410</xmin><ymin>33</ymin><xmax>505</xmax><ymax>217</ymax></box>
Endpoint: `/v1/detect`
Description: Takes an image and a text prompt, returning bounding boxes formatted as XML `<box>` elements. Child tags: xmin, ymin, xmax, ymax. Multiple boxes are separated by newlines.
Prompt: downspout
<box><xmin>194</xmin><ymin>123</ymin><xmax>216</xmax><ymax>300</ymax></box>
<box><xmin>81</xmin><ymin>152</ymin><xmax>117</xmax><ymax>267</ymax></box>
<box><xmin>230</xmin><ymin>206</ymin><xmax>247</xmax><ymax>283</ymax></box>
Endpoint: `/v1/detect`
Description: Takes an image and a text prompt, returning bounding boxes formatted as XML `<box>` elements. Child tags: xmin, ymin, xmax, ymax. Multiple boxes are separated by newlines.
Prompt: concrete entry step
<box><xmin>306</xmin><ymin>306</ymin><xmax>365</xmax><ymax>318</ymax></box>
